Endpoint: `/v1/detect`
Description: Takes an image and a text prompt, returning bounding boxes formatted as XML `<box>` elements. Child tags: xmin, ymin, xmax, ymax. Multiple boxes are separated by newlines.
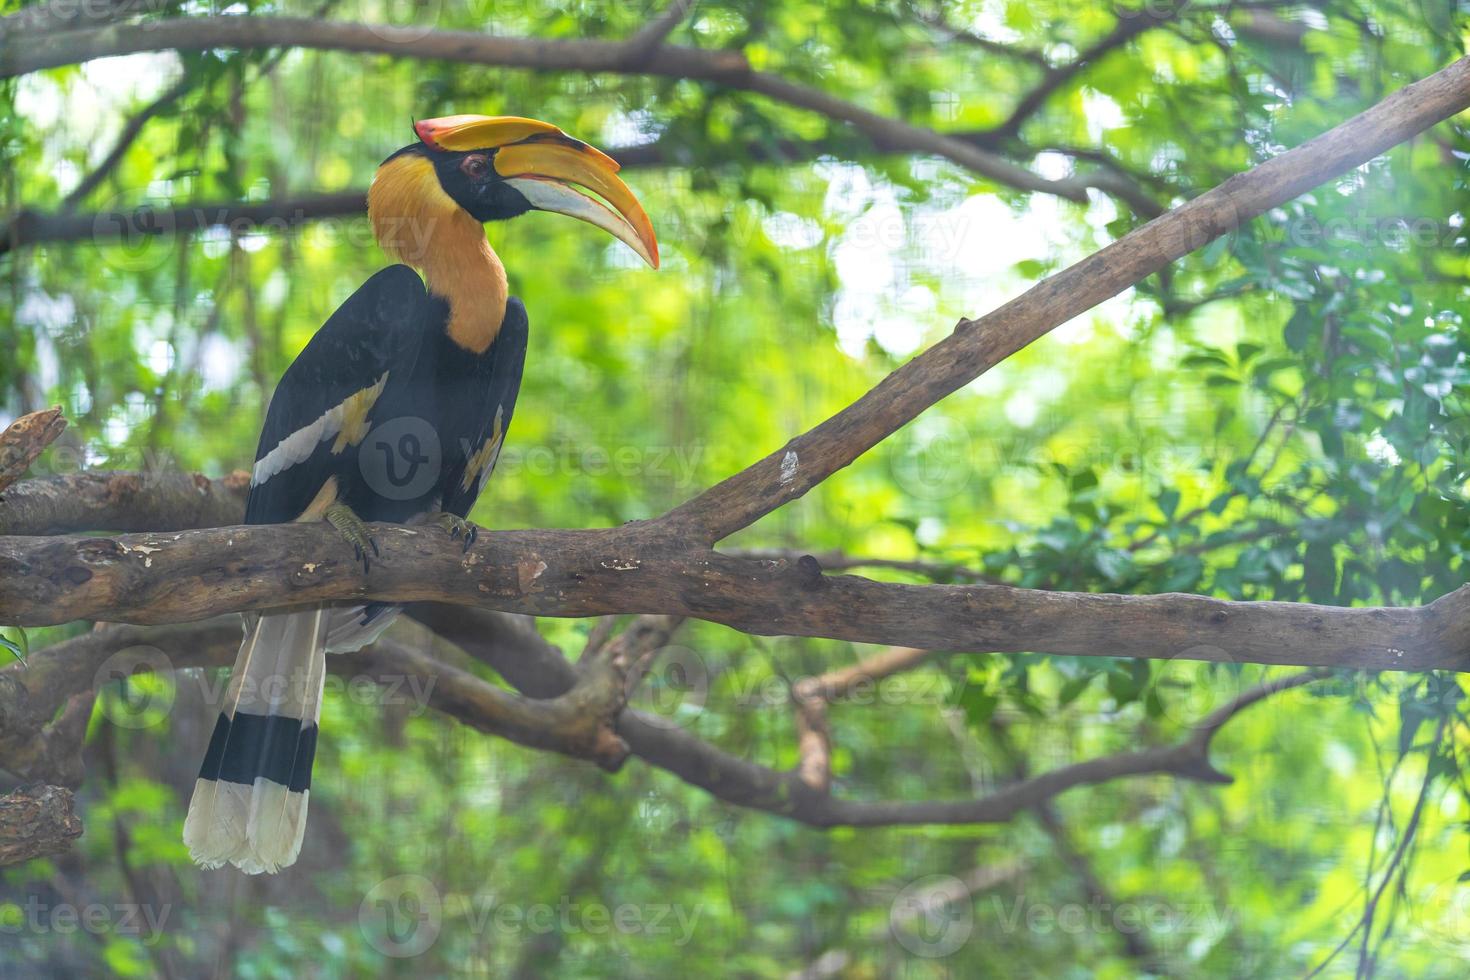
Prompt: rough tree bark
<box><xmin>0</xmin><ymin>785</ymin><xmax>83</xmax><ymax>867</ymax></box>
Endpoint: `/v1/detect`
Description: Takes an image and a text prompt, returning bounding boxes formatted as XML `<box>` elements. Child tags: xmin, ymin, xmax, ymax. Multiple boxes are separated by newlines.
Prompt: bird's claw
<box><xmin>429</xmin><ymin>512</ymin><xmax>479</xmax><ymax>553</ymax></box>
<box><xmin>325</xmin><ymin>502</ymin><xmax>378</xmax><ymax>573</ymax></box>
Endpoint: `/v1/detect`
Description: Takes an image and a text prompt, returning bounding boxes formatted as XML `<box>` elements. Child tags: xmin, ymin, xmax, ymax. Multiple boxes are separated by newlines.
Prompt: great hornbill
<box><xmin>183</xmin><ymin>115</ymin><xmax>658</xmax><ymax>874</ymax></box>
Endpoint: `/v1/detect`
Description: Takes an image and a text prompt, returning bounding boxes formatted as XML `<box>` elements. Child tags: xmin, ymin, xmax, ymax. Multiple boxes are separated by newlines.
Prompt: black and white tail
<box><xmin>185</xmin><ymin>603</ymin><xmax>398</xmax><ymax>873</ymax></box>
<box><xmin>183</xmin><ymin>608</ymin><xmax>328</xmax><ymax>874</ymax></box>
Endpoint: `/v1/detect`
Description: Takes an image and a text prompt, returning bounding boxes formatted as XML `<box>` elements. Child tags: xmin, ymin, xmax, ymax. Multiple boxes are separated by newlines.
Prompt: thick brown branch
<box><xmin>0</xmin><ymin>470</ymin><xmax>248</xmax><ymax>536</ymax></box>
<box><xmin>2</xmin><ymin>522</ymin><xmax>1467</xmax><ymax>672</ymax></box>
<box><xmin>0</xmin><ymin>408</ymin><xmax>67</xmax><ymax>495</ymax></box>
<box><xmin>663</xmin><ymin>56</ymin><xmax>1470</xmax><ymax>542</ymax></box>
<box><xmin>0</xmin><ymin>784</ymin><xmax>83</xmax><ymax>867</ymax></box>
<box><xmin>0</xmin><ymin>16</ymin><xmax>1086</xmax><ymax>201</ymax></box>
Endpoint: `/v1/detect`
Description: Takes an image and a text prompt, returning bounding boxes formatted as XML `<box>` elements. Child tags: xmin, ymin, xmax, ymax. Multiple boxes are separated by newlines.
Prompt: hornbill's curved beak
<box><xmin>415</xmin><ymin>114</ymin><xmax>660</xmax><ymax>269</ymax></box>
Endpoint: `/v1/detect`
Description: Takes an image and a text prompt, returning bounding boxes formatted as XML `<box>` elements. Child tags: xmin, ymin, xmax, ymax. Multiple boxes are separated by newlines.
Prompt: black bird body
<box><xmin>244</xmin><ymin>265</ymin><xmax>527</xmax><ymax>529</ymax></box>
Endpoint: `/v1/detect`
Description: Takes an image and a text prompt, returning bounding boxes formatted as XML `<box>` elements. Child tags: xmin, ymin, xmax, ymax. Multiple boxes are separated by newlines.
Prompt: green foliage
<box><xmin>2</xmin><ymin>0</ymin><xmax>1470</xmax><ymax>976</ymax></box>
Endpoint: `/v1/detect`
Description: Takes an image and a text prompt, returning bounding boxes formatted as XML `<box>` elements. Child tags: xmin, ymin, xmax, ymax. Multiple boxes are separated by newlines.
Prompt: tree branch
<box><xmin>0</xmin><ymin>129</ymin><xmax>1166</xmax><ymax>257</ymax></box>
<box><xmin>0</xmin><ymin>784</ymin><xmax>82</xmax><ymax>867</ymax></box>
<box><xmin>0</xmin><ymin>191</ymin><xmax>368</xmax><ymax>259</ymax></box>
<box><xmin>661</xmin><ymin>55</ymin><xmax>1470</xmax><ymax>542</ymax></box>
<box><xmin>0</xmin><ymin>16</ymin><xmax>1090</xmax><ymax>202</ymax></box>
<box><xmin>986</xmin><ymin>12</ymin><xmax>1163</xmax><ymax>141</ymax></box>
<box><xmin>0</xmin><ymin>470</ymin><xmax>248</xmax><ymax>536</ymax></box>
<box><xmin>2</xmin><ymin>521</ymin><xmax>1467</xmax><ymax>672</ymax></box>
<box><xmin>61</xmin><ymin>73</ymin><xmax>197</xmax><ymax>211</ymax></box>
<box><xmin>621</xmin><ymin>0</ymin><xmax>697</xmax><ymax>65</ymax></box>
<box><xmin>0</xmin><ymin>612</ymin><xmax>1332</xmax><ymax>834</ymax></box>
<box><xmin>0</xmin><ymin>408</ymin><xmax>67</xmax><ymax>495</ymax></box>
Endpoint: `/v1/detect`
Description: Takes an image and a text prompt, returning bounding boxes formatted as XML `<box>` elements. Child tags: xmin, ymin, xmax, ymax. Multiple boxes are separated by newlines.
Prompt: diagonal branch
<box><xmin>621</xmin><ymin>0</ymin><xmax>697</xmax><ymax>64</ymax></box>
<box><xmin>60</xmin><ymin>73</ymin><xmax>197</xmax><ymax>211</ymax></box>
<box><xmin>986</xmin><ymin>12</ymin><xmax>1164</xmax><ymax>142</ymax></box>
<box><xmin>662</xmin><ymin>55</ymin><xmax>1470</xmax><ymax>543</ymax></box>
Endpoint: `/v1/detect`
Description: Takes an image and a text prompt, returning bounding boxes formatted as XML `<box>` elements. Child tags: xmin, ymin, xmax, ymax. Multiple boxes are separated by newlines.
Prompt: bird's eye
<box><xmin>461</xmin><ymin>154</ymin><xmax>491</xmax><ymax>180</ymax></box>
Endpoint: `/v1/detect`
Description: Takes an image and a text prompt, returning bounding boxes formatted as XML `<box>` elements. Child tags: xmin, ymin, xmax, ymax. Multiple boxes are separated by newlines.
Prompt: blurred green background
<box><xmin>2</xmin><ymin>0</ymin><xmax>1470</xmax><ymax>975</ymax></box>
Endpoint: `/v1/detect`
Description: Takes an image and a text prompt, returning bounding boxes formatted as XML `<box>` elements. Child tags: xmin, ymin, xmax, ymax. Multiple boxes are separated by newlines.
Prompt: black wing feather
<box><xmin>438</xmin><ymin>297</ymin><xmax>529</xmax><ymax>518</ymax></box>
<box><xmin>245</xmin><ymin>265</ymin><xmax>435</xmax><ymax>525</ymax></box>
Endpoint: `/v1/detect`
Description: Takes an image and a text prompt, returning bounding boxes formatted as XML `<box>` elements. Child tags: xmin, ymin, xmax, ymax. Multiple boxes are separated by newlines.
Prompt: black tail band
<box><xmin>198</xmin><ymin>712</ymin><xmax>318</xmax><ymax>792</ymax></box>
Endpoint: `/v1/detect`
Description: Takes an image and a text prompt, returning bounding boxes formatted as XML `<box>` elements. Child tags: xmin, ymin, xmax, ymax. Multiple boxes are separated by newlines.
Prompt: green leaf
<box><xmin>1303</xmin><ymin>542</ymin><xmax>1337</xmax><ymax>604</ymax></box>
<box><xmin>1284</xmin><ymin>306</ymin><xmax>1315</xmax><ymax>351</ymax></box>
<box><xmin>1157</xmin><ymin>487</ymin><xmax>1181</xmax><ymax>520</ymax></box>
<box><xmin>0</xmin><ymin>627</ymin><xmax>27</xmax><ymax>665</ymax></box>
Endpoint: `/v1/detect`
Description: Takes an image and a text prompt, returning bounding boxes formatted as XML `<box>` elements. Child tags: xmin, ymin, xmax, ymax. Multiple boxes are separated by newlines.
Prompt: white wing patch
<box><xmin>461</xmin><ymin>406</ymin><xmax>506</xmax><ymax>495</ymax></box>
<box><xmin>251</xmin><ymin>373</ymin><xmax>388</xmax><ymax>487</ymax></box>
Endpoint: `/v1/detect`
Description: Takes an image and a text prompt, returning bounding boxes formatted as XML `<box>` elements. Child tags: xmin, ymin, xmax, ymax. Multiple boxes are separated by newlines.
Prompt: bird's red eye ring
<box><xmin>460</xmin><ymin>154</ymin><xmax>491</xmax><ymax>179</ymax></box>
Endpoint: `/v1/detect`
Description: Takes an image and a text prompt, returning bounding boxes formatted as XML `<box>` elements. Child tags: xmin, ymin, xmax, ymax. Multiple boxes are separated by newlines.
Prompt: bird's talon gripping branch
<box><xmin>324</xmin><ymin>502</ymin><xmax>378</xmax><ymax>573</ymax></box>
<box><xmin>428</xmin><ymin>511</ymin><xmax>479</xmax><ymax>552</ymax></box>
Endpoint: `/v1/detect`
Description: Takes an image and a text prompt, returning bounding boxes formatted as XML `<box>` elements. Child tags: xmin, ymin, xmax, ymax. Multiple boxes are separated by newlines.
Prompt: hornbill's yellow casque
<box><xmin>183</xmin><ymin>115</ymin><xmax>658</xmax><ymax>874</ymax></box>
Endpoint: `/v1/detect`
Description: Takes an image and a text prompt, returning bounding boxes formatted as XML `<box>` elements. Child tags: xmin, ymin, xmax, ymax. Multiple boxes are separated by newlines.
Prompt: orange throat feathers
<box><xmin>367</xmin><ymin>154</ymin><xmax>508</xmax><ymax>353</ymax></box>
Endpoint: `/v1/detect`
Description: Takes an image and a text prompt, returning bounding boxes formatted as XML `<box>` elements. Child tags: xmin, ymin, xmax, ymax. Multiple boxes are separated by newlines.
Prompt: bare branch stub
<box><xmin>621</xmin><ymin>0</ymin><xmax>697</xmax><ymax>65</ymax></box>
<box><xmin>0</xmin><ymin>784</ymin><xmax>83</xmax><ymax>867</ymax></box>
<box><xmin>0</xmin><ymin>407</ymin><xmax>67</xmax><ymax>495</ymax></box>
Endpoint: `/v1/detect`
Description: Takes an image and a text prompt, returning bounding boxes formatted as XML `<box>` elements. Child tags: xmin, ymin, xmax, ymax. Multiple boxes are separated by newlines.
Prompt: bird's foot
<box><xmin>324</xmin><ymin>502</ymin><xmax>379</xmax><ymax>573</ymax></box>
<box><xmin>427</xmin><ymin>511</ymin><xmax>479</xmax><ymax>553</ymax></box>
